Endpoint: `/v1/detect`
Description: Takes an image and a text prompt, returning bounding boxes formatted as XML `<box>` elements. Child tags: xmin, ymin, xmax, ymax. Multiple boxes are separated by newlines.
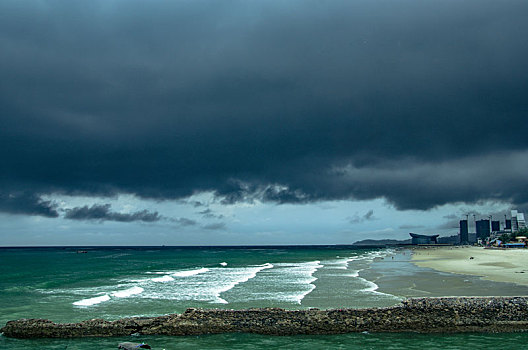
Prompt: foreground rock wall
<box><xmin>3</xmin><ymin>297</ymin><xmax>528</xmax><ymax>338</ymax></box>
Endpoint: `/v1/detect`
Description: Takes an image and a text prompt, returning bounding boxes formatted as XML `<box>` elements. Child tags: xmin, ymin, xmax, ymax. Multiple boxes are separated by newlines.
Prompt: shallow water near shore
<box><xmin>3</xmin><ymin>246</ymin><xmax>528</xmax><ymax>349</ymax></box>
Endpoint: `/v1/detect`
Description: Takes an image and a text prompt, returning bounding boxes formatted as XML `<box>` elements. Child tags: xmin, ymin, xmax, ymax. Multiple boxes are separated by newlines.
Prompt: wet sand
<box><xmin>361</xmin><ymin>248</ymin><xmax>528</xmax><ymax>298</ymax></box>
<box><xmin>412</xmin><ymin>246</ymin><xmax>528</xmax><ymax>286</ymax></box>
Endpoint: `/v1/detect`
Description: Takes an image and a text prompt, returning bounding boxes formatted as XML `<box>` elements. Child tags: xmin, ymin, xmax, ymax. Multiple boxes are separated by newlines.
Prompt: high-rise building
<box><xmin>476</xmin><ymin>219</ymin><xmax>490</xmax><ymax>239</ymax></box>
<box><xmin>459</xmin><ymin>220</ymin><xmax>469</xmax><ymax>244</ymax></box>
<box><xmin>518</xmin><ymin>213</ymin><xmax>526</xmax><ymax>230</ymax></box>
<box><xmin>491</xmin><ymin>221</ymin><xmax>500</xmax><ymax>232</ymax></box>
<box><xmin>512</xmin><ymin>210</ymin><xmax>519</xmax><ymax>232</ymax></box>
<box><xmin>505</xmin><ymin>219</ymin><xmax>512</xmax><ymax>230</ymax></box>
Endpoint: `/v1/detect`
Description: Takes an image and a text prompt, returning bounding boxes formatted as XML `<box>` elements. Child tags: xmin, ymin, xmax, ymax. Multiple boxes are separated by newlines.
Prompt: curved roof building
<box><xmin>409</xmin><ymin>233</ymin><xmax>439</xmax><ymax>245</ymax></box>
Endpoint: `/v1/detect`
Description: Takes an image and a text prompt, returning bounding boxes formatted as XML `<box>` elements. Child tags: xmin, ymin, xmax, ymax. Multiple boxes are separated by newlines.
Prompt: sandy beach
<box><xmin>412</xmin><ymin>246</ymin><xmax>528</xmax><ymax>286</ymax></box>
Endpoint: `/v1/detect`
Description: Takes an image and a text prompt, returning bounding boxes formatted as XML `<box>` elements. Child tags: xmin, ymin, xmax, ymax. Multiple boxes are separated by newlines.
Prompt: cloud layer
<box><xmin>64</xmin><ymin>204</ymin><xmax>161</xmax><ymax>222</ymax></box>
<box><xmin>1</xmin><ymin>0</ymin><xmax>528</xmax><ymax>217</ymax></box>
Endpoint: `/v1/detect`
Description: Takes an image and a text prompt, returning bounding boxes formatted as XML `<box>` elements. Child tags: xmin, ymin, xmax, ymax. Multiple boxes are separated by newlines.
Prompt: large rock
<box><xmin>2</xmin><ymin>297</ymin><xmax>528</xmax><ymax>338</ymax></box>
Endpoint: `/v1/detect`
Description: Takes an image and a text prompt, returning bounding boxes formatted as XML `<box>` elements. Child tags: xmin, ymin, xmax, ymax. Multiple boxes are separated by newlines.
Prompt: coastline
<box><xmin>360</xmin><ymin>248</ymin><xmax>528</xmax><ymax>299</ymax></box>
<box><xmin>6</xmin><ymin>247</ymin><xmax>528</xmax><ymax>341</ymax></box>
<box><xmin>5</xmin><ymin>248</ymin><xmax>528</xmax><ymax>341</ymax></box>
<box><xmin>411</xmin><ymin>246</ymin><xmax>528</xmax><ymax>286</ymax></box>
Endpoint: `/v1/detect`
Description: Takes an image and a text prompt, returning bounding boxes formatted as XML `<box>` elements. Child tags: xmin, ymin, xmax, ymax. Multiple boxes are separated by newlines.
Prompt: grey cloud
<box><xmin>261</xmin><ymin>186</ymin><xmax>310</xmax><ymax>204</ymax></box>
<box><xmin>437</xmin><ymin>221</ymin><xmax>461</xmax><ymax>230</ymax></box>
<box><xmin>1</xmin><ymin>0</ymin><xmax>527</xmax><ymax>214</ymax></box>
<box><xmin>0</xmin><ymin>192</ymin><xmax>59</xmax><ymax>218</ymax></box>
<box><xmin>327</xmin><ymin>152</ymin><xmax>528</xmax><ymax>210</ymax></box>
<box><xmin>203</xmin><ymin>222</ymin><xmax>227</xmax><ymax>230</ymax></box>
<box><xmin>64</xmin><ymin>204</ymin><xmax>161</xmax><ymax>222</ymax></box>
<box><xmin>198</xmin><ymin>208</ymin><xmax>224</xmax><ymax>219</ymax></box>
<box><xmin>171</xmin><ymin>217</ymin><xmax>197</xmax><ymax>226</ymax></box>
<box><xmin>348</xmin><ymin>210</ymin><xmax>376</xmax><ymax>224</ymax></box>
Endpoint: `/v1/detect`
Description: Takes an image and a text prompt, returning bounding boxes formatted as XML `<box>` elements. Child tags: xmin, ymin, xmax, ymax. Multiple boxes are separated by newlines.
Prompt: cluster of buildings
<box><xmin>459</xmin><ymin>210</ymin><xmax>526</xmax><ymax>245</ymax></box>
<box><xmin>406</xmin><ymin>210</ymin><xmax>526</xmax><ymax>246</ymax></box>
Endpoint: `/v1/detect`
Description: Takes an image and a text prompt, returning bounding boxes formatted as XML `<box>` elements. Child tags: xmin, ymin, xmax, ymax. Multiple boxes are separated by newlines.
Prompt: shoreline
<box><xmin>411</xmin><ymin>246</ymin><xmax>528</xmax><ymax>286</ymax></box>
<box><xmin>3</xmin><ymin>297</ymin><xmax>528</xmax><ymax>338</ymax></box>
<box><xmin>360</xmin><ymin>248</ymin><xmax>528</xmax><ymax>300</ymax></box>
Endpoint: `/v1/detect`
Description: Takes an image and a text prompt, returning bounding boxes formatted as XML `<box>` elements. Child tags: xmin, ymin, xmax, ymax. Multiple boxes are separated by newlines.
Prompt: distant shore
<box><xmin>412</xmin><ymin>246</ymin><xmax>528</xmax><ymax>286</ymax></box>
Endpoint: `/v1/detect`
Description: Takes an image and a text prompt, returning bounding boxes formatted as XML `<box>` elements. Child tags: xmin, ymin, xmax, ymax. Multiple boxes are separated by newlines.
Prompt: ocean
<box><xmin>2</xmin><ymin>246</ymin><xmax>528</xmax><ymax>349</ymax></box>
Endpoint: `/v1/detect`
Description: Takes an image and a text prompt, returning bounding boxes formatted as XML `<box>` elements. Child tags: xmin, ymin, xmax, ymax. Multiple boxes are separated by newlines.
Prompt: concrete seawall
<box><xmin>3</xmin><ymin>297</ymin><xmax>528</xmax><ymax>338</ymax></box>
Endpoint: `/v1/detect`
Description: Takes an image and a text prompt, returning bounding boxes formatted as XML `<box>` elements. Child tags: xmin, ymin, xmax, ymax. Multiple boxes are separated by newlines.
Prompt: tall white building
<box><xmin>518</xmin><ymin>212</ymin><xmax>526</xmax><ymax>230</ymax></box>
<box><xmin>512</xmin><ymin>210</ymin><xmax>519</xmax><ymax>232</ymax></box>
<box><xmin>510</xmin><ymin>210</ymin><xmax>526</xmax><ymax>232</ymax></box>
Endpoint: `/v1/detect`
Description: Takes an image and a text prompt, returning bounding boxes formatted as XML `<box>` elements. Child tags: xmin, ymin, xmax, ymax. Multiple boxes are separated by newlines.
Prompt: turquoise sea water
<box><xmin>4</xmin><ymin>332</ymin><xmax>528</xmax><ymax>350</ymax></box>
<box><xmin>1</xmin><ymin>246</ymin><xmax>527</xmax><ymax>349</ymax></box>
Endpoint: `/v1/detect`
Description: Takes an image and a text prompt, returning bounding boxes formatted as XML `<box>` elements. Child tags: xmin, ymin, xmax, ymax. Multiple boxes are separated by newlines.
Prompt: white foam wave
<box><xmin>367</xmin><ymin>249</ymin><xmax>395</xmax><ymax>260</ymax></box>
<box><xmin>140</xmin><ymin>263</ymin><xmax>273</xmax><ymax>304</ymax></box>
<box><xmin>73</xmin><ymin>294</ymin><xmax>110</xmax><ymax>306</ymax></box>
<box><xmin>346</xmin><ymin>269</ymin><xmax>360</xmax><ymax>277</ymax></box>
<box><xmin>346</xmin><ymin>249</ymin><xmax>394</xmax><ymax>265</ymax></box>
<box><xmin>172</xmin><ymin>267</ymin><xmax>209</xmax><ymax>277</ymax></box>
<box><xmin>111</xmin><ymin>286</ymin><xmax>144</xmax><ymax>298</ymax></box>
<box><xmin>213</xmin><ymin>263</ymin><xmax>273</xmax><ymax>303</ymax></box>
<box><xmin>151</xmin><ymin>275</ymin><xmax>175</xmax><ymax>282</ymax></box>
<box><xmin>265</xmin><ymin>260</ymin><xmax>323</xmax><ymax>304</ymax></box>
<box><xmin>291</xmin><ymin>261</ymin><xmax>322</xmax><ymax>303</ymax></box>
<box><xmin>357</xmin><ymin>277</ymin><xmax>394</xmax><ymax>297</ymax></box>
<box><xmin>70</xmin><ymin>250</ymin><xmax>398</xmax><ymax>308</ymax></box>
<box><xmin>347</xmin><ymin>256</ymin><xmax>363</xmax><ymax>261</ymax></box>
<box><xmin>72</xmin><ymin>286</ymin><xmax>144</xmax><ymax>306</ymax></box>
<box><xmin>360</xmin><ymin>278</ymin><xmax>380</xmax><ymax>293</ymax></box>
<box><xmin>323</xmin><ymin>257</ymin><xmax>354</xmax><ymax>270</ymax></box>
<box><xmin>345</xmin><ymin>251</ymin><xmax>398</xmax><ymax>298</ymax></box>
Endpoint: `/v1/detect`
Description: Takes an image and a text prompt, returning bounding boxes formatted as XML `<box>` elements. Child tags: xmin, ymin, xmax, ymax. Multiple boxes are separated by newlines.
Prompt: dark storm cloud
<box><xmin>64</xmin><ymin>204</ymin><xmax>161</xmax><ymax>222</ymax></box>
<box><xmin>1</xmin><ymin>0</ymin><xmax>528</xmax><ymax>216</ymax></box>
<box><xmin>0</xmin><ymin>192</ymin><xmax>59</xmax><ymax>218</ymax></box>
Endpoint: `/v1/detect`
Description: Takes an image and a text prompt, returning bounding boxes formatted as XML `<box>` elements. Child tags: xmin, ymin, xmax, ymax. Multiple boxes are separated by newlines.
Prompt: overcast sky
<box><xmin>1</xmin><ymin>0</ymin><xmax>527</xmax><ymax>245</ymax></box>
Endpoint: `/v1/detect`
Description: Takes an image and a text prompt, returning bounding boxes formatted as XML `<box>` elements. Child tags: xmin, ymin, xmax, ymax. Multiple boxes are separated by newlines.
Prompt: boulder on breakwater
<box><xmin>2</xmin><ymin>297</ymin><xmax>528</xmax><ymax>338</ymax></box>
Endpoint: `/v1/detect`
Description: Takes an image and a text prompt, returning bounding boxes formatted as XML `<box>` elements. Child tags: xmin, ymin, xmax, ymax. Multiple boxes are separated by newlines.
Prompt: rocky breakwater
<box><xmin>3</xmin><ymin>297</ymin><xmax>528</xmax><ymax>338</ymax></box>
